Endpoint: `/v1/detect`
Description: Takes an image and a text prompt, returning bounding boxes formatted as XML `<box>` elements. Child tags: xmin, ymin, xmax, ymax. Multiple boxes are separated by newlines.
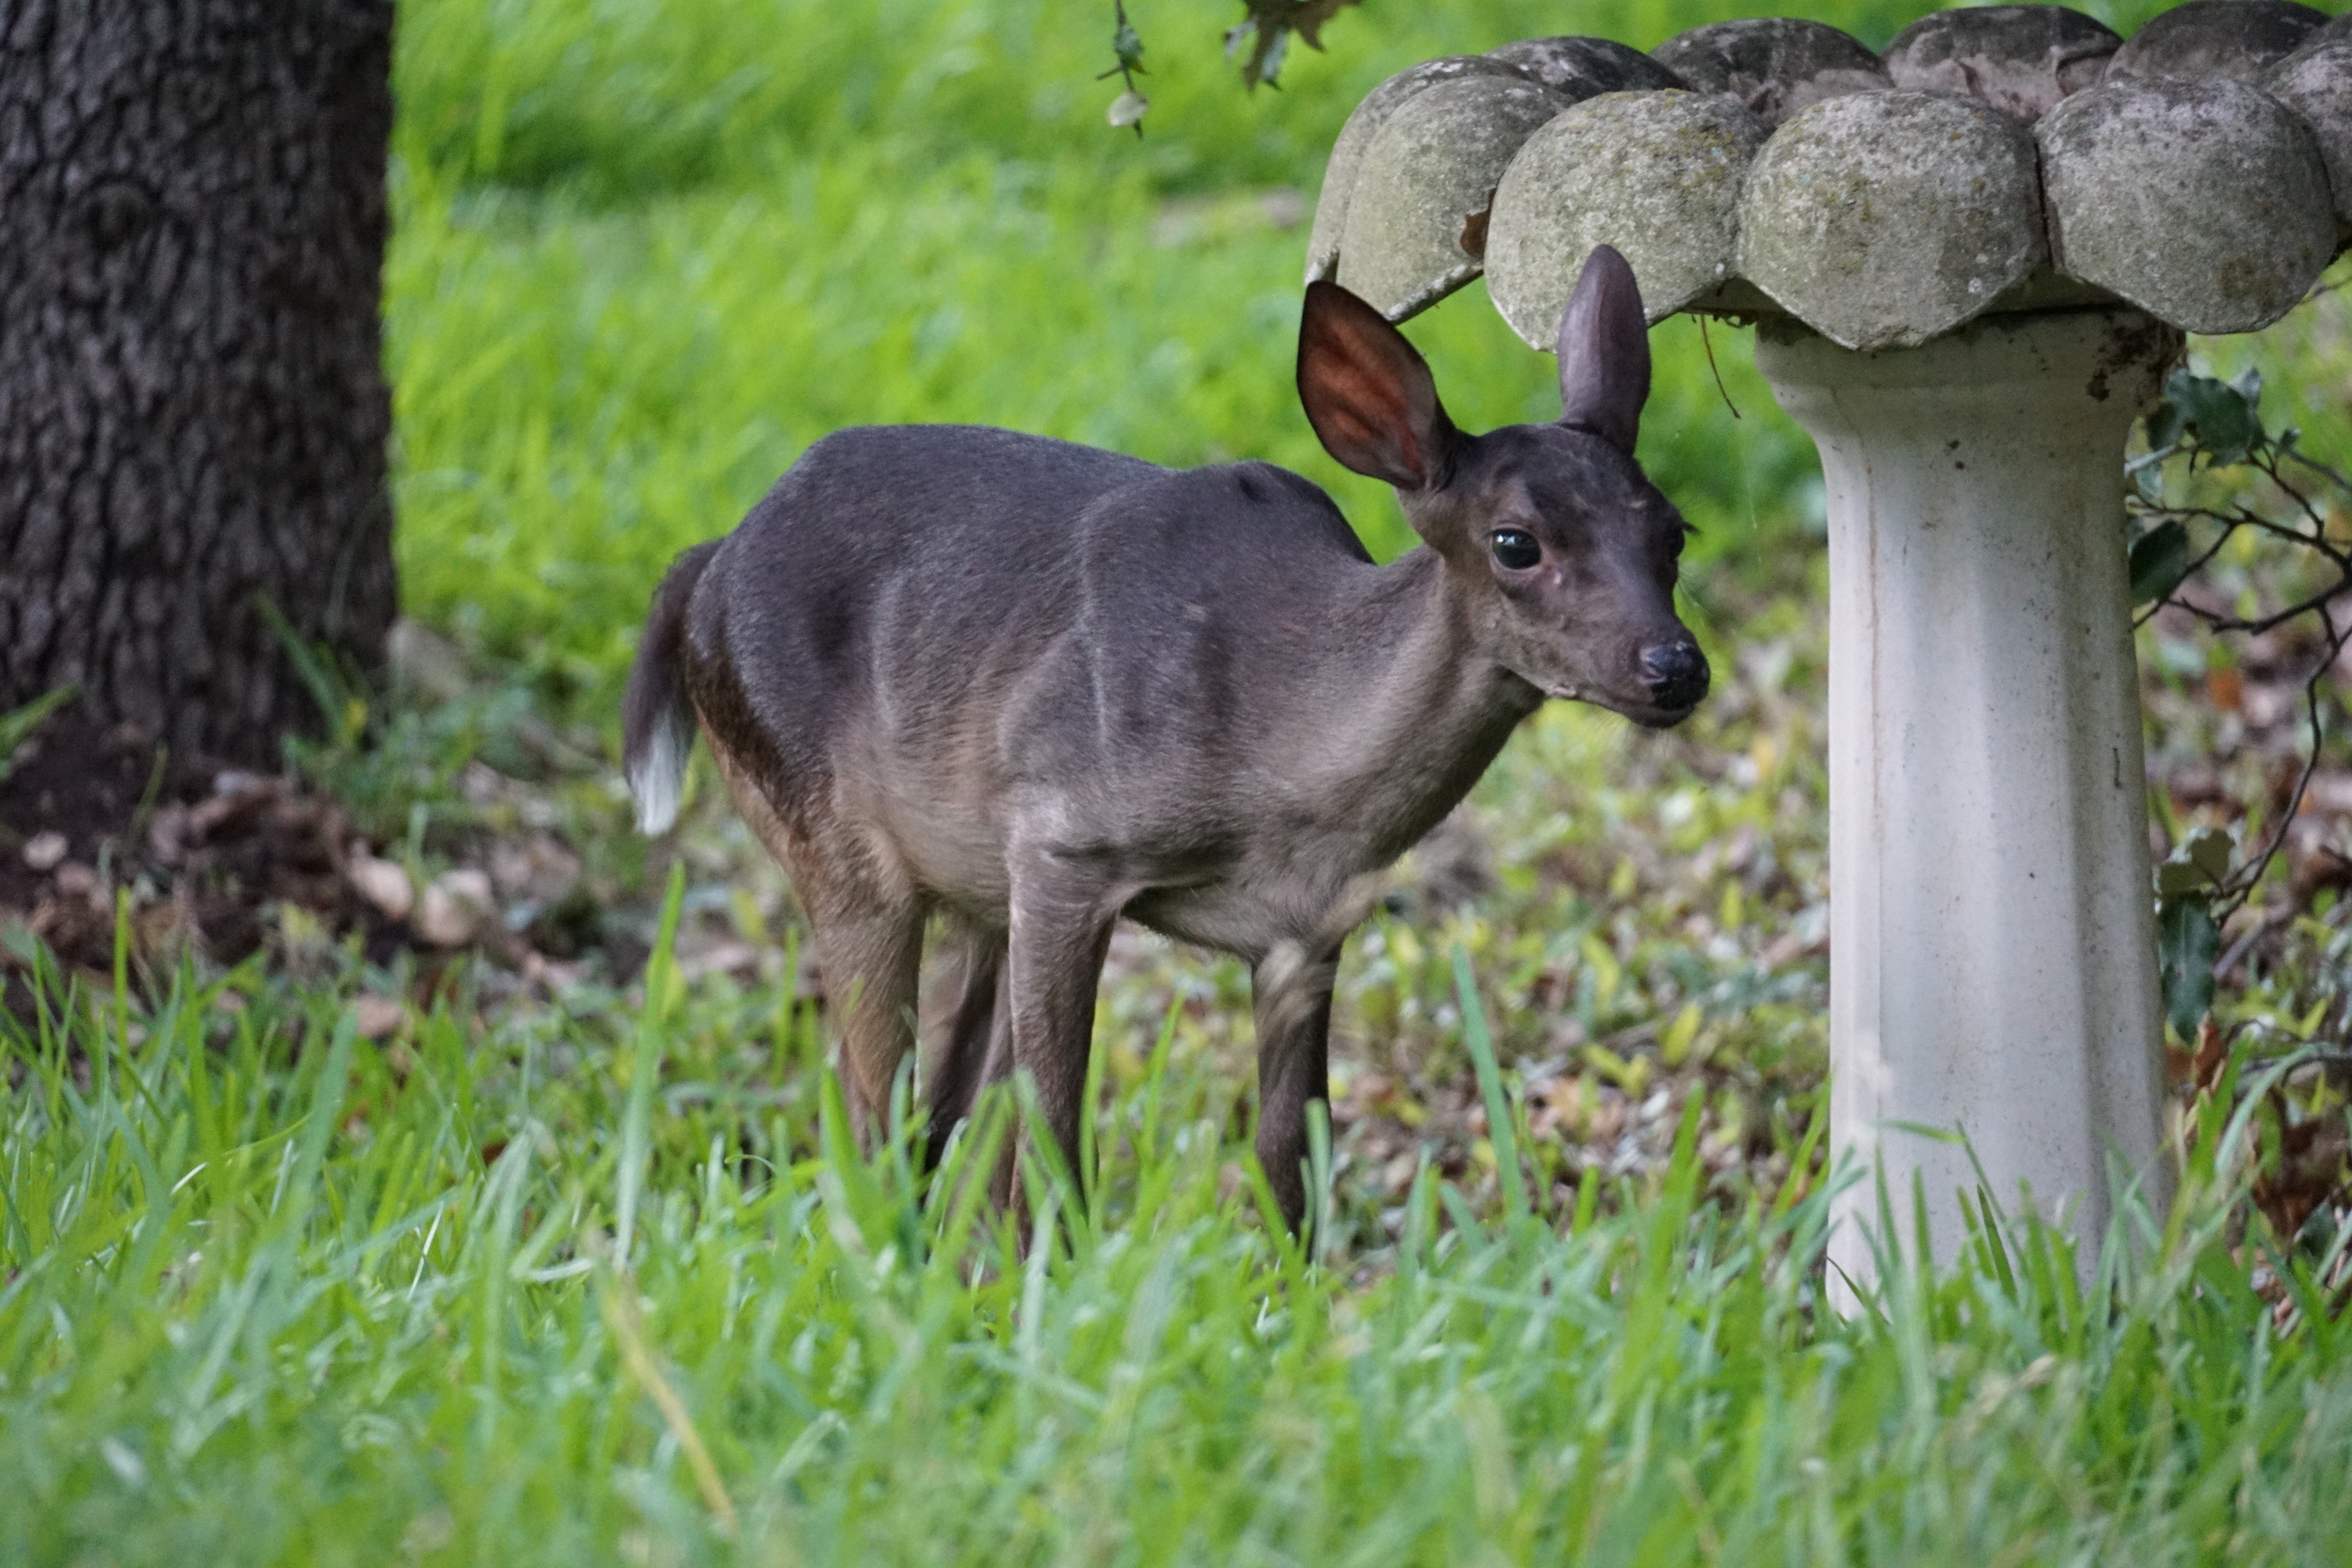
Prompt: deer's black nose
<box><xmin>1639</xmin><ymin>640</ymin><xmax>1708</xmax><ymax>710</ymax></box>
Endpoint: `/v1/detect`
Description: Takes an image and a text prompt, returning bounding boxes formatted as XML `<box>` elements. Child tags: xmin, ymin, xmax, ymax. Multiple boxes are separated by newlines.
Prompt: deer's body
<box><xmin>627</xmin><ymin>252</ymin><xmax>1706</xmax><ymax>1227</ymax></box>
<box><xmin>672</xmin><ymin>425</ymin><xmax>1537</xmax><ymax>951</ymax></box>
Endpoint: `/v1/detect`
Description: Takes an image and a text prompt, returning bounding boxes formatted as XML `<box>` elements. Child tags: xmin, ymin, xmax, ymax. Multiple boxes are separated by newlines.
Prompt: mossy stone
<box><xmin>1486</xmin><ymin>91</ymin><xmax>1768</xmax><ymax>348</ymax></box>
<box><xmin>1336</xmin><ymin>75</ymin><xmax>1573</xmax><ymax>320</ymax></box>
<box><xmin>1882</xmin><ymin>6</ymin><xmax>2121</xmax><ymax>123</ymax></box>
<box><xmin>2040</xmin><ymin>74</ymin><xmax>2332</xmax><ymax>333</ymax></box>
<box><xmin>1651</xmin><ymin>18</ymin><xmax>1889</xmax><ymax>128</ymax></box>
<box><xmin>1306</xmin><ymin>56</ymin><xmax>1534</xmax><ymax>285</ymax></box>
<box><xmin>1739</xmin><ymin>91</ymin><xmax>2044</xmax><ymax>351</ymax></box>
<box><xmin>2106</xmin><ymin>0</ymin><xmax>2327</xmax><ymax>84</ymax></box>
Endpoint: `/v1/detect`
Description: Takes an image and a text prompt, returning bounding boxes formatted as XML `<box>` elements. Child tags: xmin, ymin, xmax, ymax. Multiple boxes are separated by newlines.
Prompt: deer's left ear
<box><xmin>1556</xmin><ymin>245</ymin><xmax>1651</xmax><ymax>455</ymax></box>
<box><xmin>1297</xmin><ymin>281</ymin><xmax>1457</xmax><ymax>491</ymax></box>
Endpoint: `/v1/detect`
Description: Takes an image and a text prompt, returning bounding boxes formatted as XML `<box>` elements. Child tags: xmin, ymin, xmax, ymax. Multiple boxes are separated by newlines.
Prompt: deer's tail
<box><xmin>622</xmin><ymin>540</ymin><xmax>720</xmax><ymax>835</ymax></box>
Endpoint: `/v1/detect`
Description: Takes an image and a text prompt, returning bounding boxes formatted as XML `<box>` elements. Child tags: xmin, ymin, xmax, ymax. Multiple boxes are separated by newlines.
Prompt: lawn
<box><xmin>5</xmin><ymin>0</ymin><xmax>2351</xmax><ymax>1561</ymax></box>
<box><xmin>4</xmin><ymin>933</ymin><xmax>2348</xmax><ymax>1564</ymax></box>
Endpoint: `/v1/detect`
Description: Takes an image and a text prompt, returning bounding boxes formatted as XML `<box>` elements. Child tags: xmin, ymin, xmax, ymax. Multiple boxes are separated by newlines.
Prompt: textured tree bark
<box><xmin>0</xmin><ymin>1</ymin><xmax>397</xmax><ymax>767</ymax></box>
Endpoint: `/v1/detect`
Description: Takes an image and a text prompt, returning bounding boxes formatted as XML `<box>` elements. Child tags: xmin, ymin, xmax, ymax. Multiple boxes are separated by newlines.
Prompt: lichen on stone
<box><xmin>1486</xmin><ymin>91</ymin><xmax>1768</xmax><ymax>347</ymax></box>
<box><xmin>1738</xmin><ymin>91</ymin><xmax>2043</xmax><ymax>350</ymax></box>
<box><xmin>1336</xmin><ymin>75</ymin><xmax>1572</xmax><ymax>320</ymax></box>
<box><xmin>2040</xmin><ymin>74</ymin><xmax>2333</xmax><ymax>333</ymax></box>
<box><xmin>1305</xmin><ymin>56</ymin><xmax>1534</xmax><ymax>285</ymax></box>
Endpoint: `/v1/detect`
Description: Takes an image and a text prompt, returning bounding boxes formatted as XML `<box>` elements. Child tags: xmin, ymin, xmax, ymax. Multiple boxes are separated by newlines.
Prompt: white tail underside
<box><xmin>628</xmin><ymin>723</ymin><xmax>686</xmax><ymax>835</ymax></box>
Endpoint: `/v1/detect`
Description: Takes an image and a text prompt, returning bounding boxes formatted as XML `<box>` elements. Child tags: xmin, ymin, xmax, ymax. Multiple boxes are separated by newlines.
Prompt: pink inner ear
<box><xmin>1298</xmin><ymin>280</ymin><xmax>1451</xmax><ymax>489</ymax></box>
<box><xmin>1304</xmin><ymin>335</ymin><xmax>1402</xmax><ymax>480</ymax></box>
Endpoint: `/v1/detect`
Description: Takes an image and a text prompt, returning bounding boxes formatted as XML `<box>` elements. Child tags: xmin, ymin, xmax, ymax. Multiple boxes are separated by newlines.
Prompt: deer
<box><xmin>622</xmin><ymin>246</ymin><xmax>1707</xmax><ymax>1231</ymax></box>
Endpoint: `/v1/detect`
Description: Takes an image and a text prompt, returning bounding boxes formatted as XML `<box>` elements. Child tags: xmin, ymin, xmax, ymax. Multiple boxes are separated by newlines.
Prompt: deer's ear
<box><xmin>1556</xmin><ymin>245</ymin><xmax>1651</xmax><ymax>455</ymax></box>
<box><xmin>1297</xmin><ymin>281</ymin><xmax>1456</xmax><ymax>490</ymax></box>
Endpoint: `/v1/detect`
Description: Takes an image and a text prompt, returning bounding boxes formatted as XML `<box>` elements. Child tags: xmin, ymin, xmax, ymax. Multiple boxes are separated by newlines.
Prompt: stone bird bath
<box><xmin>1309</xmin><ymin>2</ymin><xmax>2350</xmax><ymax>1288</ymax></box>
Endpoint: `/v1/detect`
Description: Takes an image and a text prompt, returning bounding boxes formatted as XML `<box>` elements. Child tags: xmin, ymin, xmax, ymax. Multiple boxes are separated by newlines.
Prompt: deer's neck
<box><xmin>1279</xmin><ymin>546</ymin><xmax>1541</xmax><ymax>861</ymax></box>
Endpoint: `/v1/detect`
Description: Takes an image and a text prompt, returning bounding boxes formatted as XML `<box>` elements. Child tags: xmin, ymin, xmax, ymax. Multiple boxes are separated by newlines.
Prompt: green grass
<box><xmin>4</xmin><ymin>926</ymin><xmax>2348</xmax><ymax>1566</ymax></box>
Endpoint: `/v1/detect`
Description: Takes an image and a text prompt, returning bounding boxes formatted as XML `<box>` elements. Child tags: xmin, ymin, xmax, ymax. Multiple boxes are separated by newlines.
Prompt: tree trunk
<box><xmin>0</xmin><ymin>1</ymin><xmax>397</xmax><ymax>768</ymax></box>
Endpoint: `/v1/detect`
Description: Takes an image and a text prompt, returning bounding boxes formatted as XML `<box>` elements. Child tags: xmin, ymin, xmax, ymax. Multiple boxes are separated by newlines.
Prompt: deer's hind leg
<box><xmin>922</xmin><ymin>916</ymin><xmax>1009</xmax><ymax>1170</ymax></box>
<box><xmin>806</xmin><ymin>897</ymin><xmax>926</xmax><ymax>1146</ymax></box>
<box><xmin>707</xmin><ymin>740</ymin><xmax>924</xmax><ymax>1148</ymax></box>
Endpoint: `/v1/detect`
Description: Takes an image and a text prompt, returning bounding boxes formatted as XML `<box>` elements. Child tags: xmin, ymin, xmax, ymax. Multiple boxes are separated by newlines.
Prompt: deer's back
<box><xmin>679</xmin><ymin>424</ymin><xmax>1380</xmax><ymax>904</ymax></box>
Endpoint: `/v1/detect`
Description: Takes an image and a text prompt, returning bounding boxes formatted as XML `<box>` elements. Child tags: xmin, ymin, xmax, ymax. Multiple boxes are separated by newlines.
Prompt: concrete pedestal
<box><xmin>1756</xmin><ymin>308</ymin><xmax>2176</xmax><ymax>1292</ymax></box>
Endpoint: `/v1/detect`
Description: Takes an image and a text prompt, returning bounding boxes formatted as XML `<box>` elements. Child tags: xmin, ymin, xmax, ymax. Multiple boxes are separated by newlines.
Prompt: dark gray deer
<box><xmin>623</xmin><ymin>246</ymin><xmax>1707</xmax><ymax>1229</ymax></box>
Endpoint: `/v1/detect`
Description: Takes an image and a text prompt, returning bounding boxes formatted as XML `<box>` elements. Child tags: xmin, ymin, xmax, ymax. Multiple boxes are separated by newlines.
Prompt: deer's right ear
<box><xmin>1296</xmin><ymin>281</ymin><xmax>1456</xmax><ymax>491</ymax></box>
<box><xmin>1555</xmin><ymin>245</ymin><xmax>1651</xmax><ymax>455</ymax></box>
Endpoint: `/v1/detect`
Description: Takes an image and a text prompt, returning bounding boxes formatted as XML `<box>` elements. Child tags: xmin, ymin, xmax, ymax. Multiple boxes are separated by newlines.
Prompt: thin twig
<box><xmin>2281</xmin><ymin>443</ymin><xmax>2352</xmax><ymax>499</ymax></box>
<box><xmin>2217</xmin><ymin>602</ymin><xmax>2348</xmax><ymax>917</ymax></box>
<box><xmin>1098</xmin><ymin>0</ymin><xmax>1146</xmax><ymax>138</ymax></box>
<box><xmin>2135</xmin><ymin>404</ymin><xmax>2352</xmax><ymax>932</ymax></box>
<box><xmin>1696</xmin><ymin>315</ymin><xmax>1740</xmax><ymax>421</ymax></box>
<box><xmin>2259</xmin><ymin>451</ymin><xmax>2337</xmax><ymax>538</ymax></box>
<box><xmin>2169</xmin><ymin>572</ymin><xmax>2351</xmax><ymax>640</ymax></box>
<box><xmin>2135</xmin><ymin>520</ymin><xmax>2243</xmax><ymax>630</ymax></box>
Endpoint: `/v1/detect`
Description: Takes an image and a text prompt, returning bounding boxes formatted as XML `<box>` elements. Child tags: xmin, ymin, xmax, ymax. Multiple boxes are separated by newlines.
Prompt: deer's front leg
<box><xmin>1004</xmin><ymin>850</ymin><xmax>1117</xmax><ymax>1205</ymax></box>
<box><xmin>1252</xmin><ymin>939</ymin><xmax>1343</xmax><ymax>1235</ymax></box>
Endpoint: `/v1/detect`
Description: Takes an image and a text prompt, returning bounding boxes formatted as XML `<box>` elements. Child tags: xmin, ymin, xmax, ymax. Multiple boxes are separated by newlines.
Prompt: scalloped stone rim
<box><xmin>1308</xmin><ymin>5</ymin><xmax>2347</xmax><ymax>347</ymax></box>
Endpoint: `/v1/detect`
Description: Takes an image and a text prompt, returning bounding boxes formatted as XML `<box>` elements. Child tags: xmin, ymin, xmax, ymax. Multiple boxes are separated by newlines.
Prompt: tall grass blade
<box><xmin>1454</xmin><ymin>944</ymin><xmax>1528</xmax><ymax>1225</ymax></box>
<box><xmin>616</xmin><ymin>863</ymin><xmax>687</xmax><ymax>1265</ymax></box>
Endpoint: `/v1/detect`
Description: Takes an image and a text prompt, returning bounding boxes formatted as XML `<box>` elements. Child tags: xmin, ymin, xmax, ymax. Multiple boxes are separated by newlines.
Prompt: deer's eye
<box><xmin>1488</xmin><ymin>530</ymin><xmax>1541</xmax><ymax>571</ymax></box>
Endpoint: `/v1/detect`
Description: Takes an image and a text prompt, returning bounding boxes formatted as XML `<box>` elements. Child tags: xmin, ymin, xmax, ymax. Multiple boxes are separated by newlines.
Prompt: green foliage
<box><xmin>2128</xmin><ymin>321</ymin><xmax>2352</xmax><ymax>1052</ymax></box>
<box><xmin>3</xmin><ymin>927</ymin><xmax>2348</xmax><ymax>1565</ymax></box>
<box><xmin>2127</xmin><ymin>518</ymin><xmax>2191</xmax><ymax>607</ymax></box>
<box><xmin>2155</xmin><ymin>891</ymin><xmax>2221</xmax><ymax>1040</ymax></box>
<box><xmin>1104</xmin><ymin>1</ymin><xmax>1150</xmax><ymax>134</ymax></box>
<box><xmin>2143</xmin><ymin>367</ymin><xmax>2266</xmax><ymax>470</ymax></box>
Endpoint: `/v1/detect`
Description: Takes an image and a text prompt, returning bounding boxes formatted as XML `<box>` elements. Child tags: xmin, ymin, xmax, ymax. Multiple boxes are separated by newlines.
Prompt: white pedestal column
<box><xmin>1755</xmin><ymin>308</ymin><xmax>2175</xmax><ymax>1293</ymax></box>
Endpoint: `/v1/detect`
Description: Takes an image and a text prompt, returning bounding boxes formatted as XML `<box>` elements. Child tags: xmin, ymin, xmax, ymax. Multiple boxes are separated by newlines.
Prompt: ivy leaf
<box><xmin>2183</xmin><ymin>826</ymin><xmax>2234</xmax><ymax>885</ymax></box>
<box><xmin>2155</xmin><ymin>894</ymin><xmax>2220</xmax><ymax>1039</ymax></box>
<box><xmin>2161</xmin><ymin>370</ymin><xmax>2265</xmax><ymax>467</ymax></box>
<box><xmin>2128</xmin><ymin>519</ymin><xmax>2191</xmax><ymax>606</ymax></box>
<box><xmin>2155</xmin><ymin>827</ymin><xmax>2233</xmax><ymax>895</ymax></box>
